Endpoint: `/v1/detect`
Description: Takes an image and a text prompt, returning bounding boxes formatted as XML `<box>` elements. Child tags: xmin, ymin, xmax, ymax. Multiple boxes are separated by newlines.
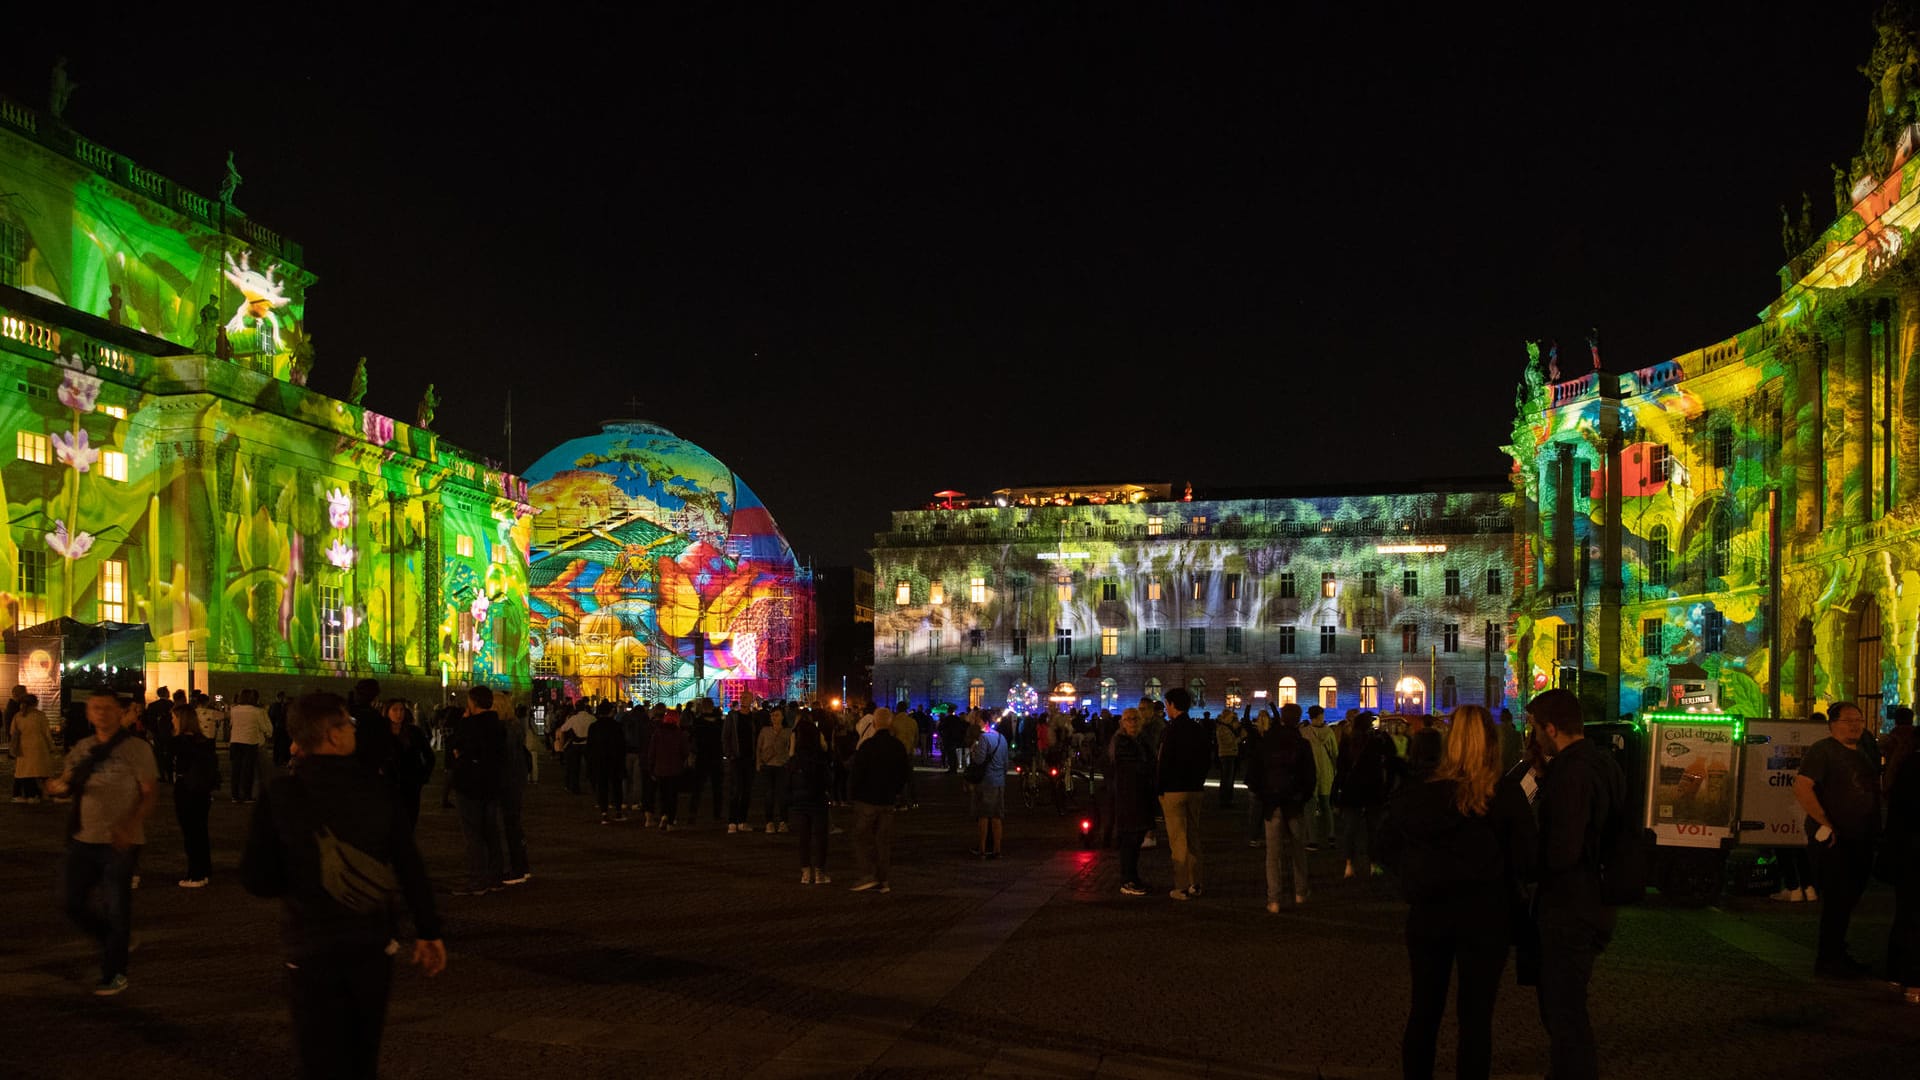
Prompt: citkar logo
<box><xmin>1665</xmin><ymin>741</ymin><xmax>1692</xmax><ymax>757</ymax></box>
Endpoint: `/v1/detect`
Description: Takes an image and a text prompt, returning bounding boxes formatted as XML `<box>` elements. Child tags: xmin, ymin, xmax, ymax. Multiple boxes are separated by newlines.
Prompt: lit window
<box><xmin>15</xmin><ymin>431</ymin><xmax>49</xmax><ymax>465</ymax></box>
<box><xmin>1147</xmin><ymin>516</ymin><xmax>1164</xmax><ymax>536</ymax></box>
<box><xmin>896</xmin><ymin>580</ymin><xmax>911</xmax><ymax>606</ymax></box>
<box><xmin>321</xmin><ymin>583</ymin><xmax>345</xmax><ymax>661</ymax></box>
<box><xmin>1277</xmin><ymin>626</ymin><xmax>1296</xmax><ymax>653</ymax></box>
<box><xmin>930</xmin><ymin>581</ymin><xmax>945</xmax><ymax>605</ymax></box>
<box><xmin>1443</xmin><ymin>623</ymin><xmax>1459</xmax><ymax>653</ymax></box>
<box><xmin>970</xmin><ymin>576</ymin><xmax>986</xmax><ymax>604</ymax></box>
<box><xmin>97</xmin><ymin>559</ymin><xmax>127</xmax><ymax>622</ymax></box>
<box><xmin>1144</xmin><ymin>627</ymin><xmax>1163</xmax><ymax>654</ymax></box>
<box><xmin>1057</xmin><ymin>581</ymin><xmax>1072</xmax><ymax>604</ymax></box>
<box><xmin>1227</xmin><ymin>573</ymin><xmax>1241</xmax><ymax>600</ymax></box>
<box><xmin>1191</xmin><ymin>575</ymin><xmax>1204</xmax><ymax>600</ymax></box>
<box><xmin>1148</xmin><ymin>579</ymin><xmax>1162</xmax><ymax>601</ymax></box>
<box><xmin>100</xmin><ymin>450</ymin><xmax>127</xmax><ymax>481</ymax></box>
<box><xmin>19</xmin><ymin>548</ymin><xmax>46</xmax><ymax>594</ymax></box>
<box><xmin>1101</xmin><ymin>627</ymin><xmax>1119</xmax><ymax>655</ymax></box>
<box><xmin>1189</xmin><ymin>515</ymin><xmax>1207</xmax><ymax>535</ymax></box>
<box><xmin>1360</xmin><ymin>629</ymin><xmax>1376</xmax><ymax>654</ymax></box>
<box><xmin>1403</xmin><ymin>570</ymin><xmax>1419</xmax><ymax>597</ymax></box>
<box><xmin>1361</xmin><ymin>676</ymin><xmax>1379</xmax><ymax>709</ymax></box>
<box><xmin>1318</xmin><ymin>676</ymin><xmax>1338</xmax><ymax>709</ymax></box>
<box><xmin>98</xmin><ymin>404</ymin><xmax>127</xmax><ymax>419</ymax></box>
<box><xmin>14</xmin><ymin>596</ymin><xmax>46</xmax><ymax>629</ymax></box>
<box><xmin>1225</xmin><ymin>626</ymin><xmax>1243</xmax><ymax>654</ymax></box>
<box><xmin>1189</xmin><ymin>627</ymin><xmax>1206</xmax><ymax>654</ymax></box>
<box><xmin>1445</xmin><ymin>569</ymin><xmax>1460</xmax><ymax>596</ymax></box>
<box><xmin>1321</xmin><ymin>572</ymin><xmax>1336</xmax><ymax>598</ymax></box>
<box><xmin>456</xmin><ymin>534</ymin><xmax>474</xmax><ymax>558</ymax></box>
<box><xmin>1319</xmin><ymin>625</ymin><xmax>1337</xmax><ymax>653</ymax></box>
<box><xmin>1649</xmin><ymin>444</ymin><xmax>1670</xmax><ymax>483</ymax></box>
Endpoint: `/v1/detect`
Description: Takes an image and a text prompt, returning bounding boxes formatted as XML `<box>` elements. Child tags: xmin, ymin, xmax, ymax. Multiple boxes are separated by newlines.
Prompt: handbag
<box><xmin>963</xmin><ymin>736</ymin><xmax>995</xmax><ymax>786</ymax></box>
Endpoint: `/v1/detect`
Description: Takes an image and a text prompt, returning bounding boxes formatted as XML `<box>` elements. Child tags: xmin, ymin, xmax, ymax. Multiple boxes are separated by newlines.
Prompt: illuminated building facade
<box><xmin>872</xmin><ymin>482</ymin><xmax>1513</xmax><ymax>716</ymax></box>
<box><xmin>524</xmin><ymin>421</ymin><xmax>815</xmax><ymax>706</ymax></box>
<box><xmin>0</xmin><ymin>93</ymin><xmax>531</xmax><ymax>700</ymax></box>
<box><xmin>1507</xmin><ymin>8</ymin><xmax>1920</xmax><ymax>723</ymax></box>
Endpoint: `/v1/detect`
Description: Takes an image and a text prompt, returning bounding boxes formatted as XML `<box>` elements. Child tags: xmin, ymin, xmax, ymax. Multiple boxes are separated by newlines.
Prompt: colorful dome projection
<box><xmin>523</xmin><ymin>421</ymin><xmax>813</xmax><ymax>705</ymax></box>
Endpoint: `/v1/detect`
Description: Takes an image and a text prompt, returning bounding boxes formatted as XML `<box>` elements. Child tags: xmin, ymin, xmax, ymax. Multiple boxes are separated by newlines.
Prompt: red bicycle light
<box><xmin>1049</xmin><ymin>768</ymin><xmax>1058</xmax><ymax>777</ymax></box>
<box><xmin>1079</xmin><ymin>819</ymin><xmax>1092</xmax><ymax>833</ymax></box>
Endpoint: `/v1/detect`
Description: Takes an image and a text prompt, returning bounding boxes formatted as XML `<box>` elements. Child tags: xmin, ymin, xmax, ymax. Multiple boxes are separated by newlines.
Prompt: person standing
<box><xmin>1157</xmin><ymin>687</ymin><xmax>1210</xmax><ymax>901</ymax></box>
<box><xmin>620</xmin><ymin>702</ymin><xmax>650</xmax><ymax>814</ymax></box>
<box><xmin>170</xmin><ymin>702</ymin><xmax>220</xmax><ymax>887</ymax></box>
<box><xmin>968</xmin><ymin>710</ymin><xmax>1008</xmax><ymax>859</ymax></box>
<box><xmin>1303</xmin><ymin>707</ymin><xmax>1336</xmax><ymax>850</ymax></box>
<box><xmin>787</xmin><ymin>716</ymin><xmax>833</xmax><ymax>883</ymax></box>
<box><xmin>1527</xmin><ymin>688</ymin><xmax>1622</xmax><ymax>1080</ymax></box>
<box><xmin>1333</xmin><ymin>713</ymin><xmax>1397</xmax><ymax>879</ymax></box>
<box><xmin>1378</xmin><ymin>705</ymin><xmax>1537</xmax><ymax>1080</ymax></box>
<box><xmin>349</xmin><ymin>680</ymin><xmax>395</xmax><ymax>779</ymax></box>
<box><xmin>649</xmin><ymin>709</ymin><xmax>690</xmax><ymax>830</ymax></box>
<box><xmin>240</xmin><ymin>691</ymin><xmax>446</xmax><ymax>1079</ymax></box>
<box><xmin>1109</xmin><ymin>708</ymin><xmax>1157</xmax><ymax>896</ymax></box>
<box><xmin>848</xmin><ymin>709</ymin><xmax>910</xmax><ymax>892</ymax></box>
<box><xmin>1214</xmin><ymin>707</ymin><xmax>1244</xmax><ymax>809</ymax></box>
<box><xmin>45</xmin><ymin>690</ymin><xmax>157</xmax><ymax>995</ymax></box>
<box><xmin>1794</xmin><ymin>701</ymin><xmax>1883</xmax><ymax>977</ymax></box>
<box><xmin>757</xmin><ymin>708</ymin><xmax>792</xmax><ymax>833</ymax></box>
<box><xmin>939</xmin><ymin>708</ymin><xmax>967</xmax><ymax>774</ymax></box>
<box><xmin>558</xmin><ymin>701</ymin><xmax>593</xmax><ymax>795</ymax></box>
<box><xmin>386</xmin><ymin>701</ymin><xmax>435</xmax><ymax>832</ymax></box>
<box><xmin>227</xmin><ymin>689</ymin><xmax>270</xmax><ymax>803</ymax></box>
<box><xmin>587</xmin><ymin>704</ymin><xmax>627</xmax><ymax>823</ymax></box>
<box><xmin>8</xmin><ymin>693</ymin><xmax>56</xmax><ymax>802</ymax></box>
<box><xmin>1252</xmin><ymin>703</ymin><xmax>1318</xmax><ymax>911</ymax></box>
<box><xmin>142</xmin><ymin>688</ymin><xmax>174</xmax><ymax>783</ymax></box>
<box><xmin>447</xmin><ymin>686</ymin><xmax>507</xmax><ymax>895</ymax></box>
<box><xmin>723</xmin><ymin>704</ymin><xmax>757</xmax><ymax>833</ymax></box>
<box><xmin>269</xmin><ymin>691</ymin><xmax>292</xmax><ymax>768</ymax></box>
<box><xmin>684</xmin><ymin>703</ymin><xmax>724</xmax><ymax>825</ymax></box>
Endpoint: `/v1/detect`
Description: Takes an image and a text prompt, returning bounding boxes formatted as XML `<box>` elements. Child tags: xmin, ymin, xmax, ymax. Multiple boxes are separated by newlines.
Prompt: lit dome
<box><xmin>522</xmin><ymin>420</ymin><xmax>812</xmax><ymax>704</ymax></box>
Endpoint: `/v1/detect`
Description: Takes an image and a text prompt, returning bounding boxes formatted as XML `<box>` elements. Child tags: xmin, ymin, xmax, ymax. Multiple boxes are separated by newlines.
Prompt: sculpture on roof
<box><xmin>218</xmin><ymin>151</ymin><xmax>242</xmax><ymax>210</ymax></box>
<box><xmin>349</xmin><ymin>357</ymin><xmax>369</xmax><ymax>406</ymax></box>
<box><xmin>195</xmin><ymin>294</ymin><xmax>221</xmax><ymax>353</ymax></box>
<box><xmin>416</xmin><ymin>383</ymin><xmax>439</xmax><ymax>431</ymax></box>
<box><xmin>48</xmin><ymin>58</ymin><xmax>76</xmax><ymax>121</ymax></box>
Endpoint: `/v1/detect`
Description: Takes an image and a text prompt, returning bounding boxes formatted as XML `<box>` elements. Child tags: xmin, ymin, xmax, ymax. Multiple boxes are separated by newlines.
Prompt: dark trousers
<box><xmin>395</xmin><ymin>783</ymin><xmax>423</xmax><ymax>835</ymax></box>
<box><xmin>454</xmin><ymin>793</ymin><xmax>503</xmax><ymax>889</ymax></box>
<box><xmin>563</xmin><ymin>743</ymin><xmax>585</xmax><ymax>793</ymax></box>
<box><xmin>63</xmin><ymin>840</ymin><xmax>140</xmax><ymax>983</ymax></box>
<box><xmin>1217</xmin><ymin>756</ymin><xmax>1240</xmax><ymax>807</ymax></box>
<box><xmin>1535</xmin><ymin>908</ymin><xmax>1608</xmax><ymax>1080</ymax></box>
<box><xmin>761</xmin><ymin>766</ymin><xmax>789</xmax><ymax>824</ymax></box>
<box><xmin>1814</xmin><ymin>835</ymin><xmax>1876</xmax><ymax>962</ymax></box>
<box><xmin>656</xmin><ymin>775</ymin><xmax>681</xmax><ymax>823</ymax></box>
<box><xmin>499</xmin><ymin>782</ymin><xmax>529</xmax><ymax>877</ymax></box>
<box><xmin>592</xmin><ymin>762</ymin><xmax>623</xmax><ymax>813</ymax></box>
<box><xmin>688</xmin><ymin>762</ymin><xmax>723</xmax><ymax>818</ymax></box>
<box><xmin>851</xmin><ymin>802</ymin><xmax>895</xmax><ymax>883</ymax></box>
<box><xmin>175</xmin><ymin>790</ymin><xmax>213</xmax><ymax>880</ymax></box>
<box><xmin>792</xmin><ymin>806</ymin><xmax>829</xmax><ymax>869</ymax></box>
<box><xmin>1404</xmin><ymin>926</ymin><xmax>1507</xmax><ymax>1080</ymax></box>
<box><xmin>287</xmin><ymin>945</ymin><xmax>393</xmax><ymax>1080</ymax></box>
<box><xmin>12</xmin><ymin>777</ymin><xmax>42</xmax><ymax>798</ymax></box>
<box><xmin>230</xmin><ymin>742</ymin><xmax>259</xmax><ymax>801</ymax></box>
<box><xmin>1118</xmin><ymin>828</ymin><xmax>1146</xmax><ymax>885</ymax></box>
<box><xmin>727</xmin><ymin>764</ymin><xmax>754</xmax><ymax>823</ymax></box>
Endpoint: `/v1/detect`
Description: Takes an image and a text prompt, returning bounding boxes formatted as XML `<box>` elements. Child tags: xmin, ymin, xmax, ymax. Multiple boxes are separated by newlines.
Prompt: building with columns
<box><xmin>0</xmin><ymin>92</ymin><xmax>531</xmax><ymax>703</ymax></box>
<box><xmin>872</xmin><ymin>481</ymin><xmax>1513</xmax><ymax>717</ymax></box>
<box><xmin>1507</xmin><ymin>9</ymin><xmax>1920</xmax><ymax>722</ymax></box>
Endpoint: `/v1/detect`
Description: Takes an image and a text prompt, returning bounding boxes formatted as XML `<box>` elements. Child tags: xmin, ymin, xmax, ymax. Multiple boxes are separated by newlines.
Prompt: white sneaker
<box><xmin>727</xmin><ymin>823</ymin><xmax>738</xmax><ymax>834</ymax></box>
<box><xmin>765</xmin><ymin>822</ymin><xmax>776</xmax><ymax>834</ymax></box>
<box><xmin>800</xmin><ymin>868</ymin><xmax>813</xmax><ymax>885</ymax></box>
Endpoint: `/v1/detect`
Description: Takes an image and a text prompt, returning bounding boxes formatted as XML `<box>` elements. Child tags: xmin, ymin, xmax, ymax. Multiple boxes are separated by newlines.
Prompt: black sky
<box><xmin>4</xmin><ymin>2</ymin><xmax>1888</xmax><ymax>565</ymax></box>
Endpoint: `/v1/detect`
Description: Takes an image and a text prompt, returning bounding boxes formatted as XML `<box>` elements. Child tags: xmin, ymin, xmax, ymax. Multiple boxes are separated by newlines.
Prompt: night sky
<box><xmin>3</xmin><ymin>3</ymin><xmax>1888</xmax><ymax>566</ymax></box>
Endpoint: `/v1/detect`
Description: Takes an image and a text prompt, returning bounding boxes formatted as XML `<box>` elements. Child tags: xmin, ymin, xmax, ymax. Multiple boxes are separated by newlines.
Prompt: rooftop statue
<box><xmin>218</xmin><ymin>151</ymin><xmax>242</xmax><ymax>210</ymax></box>
<box><xmin>48</xmin><ymin>58</ymin><xmax>76</xmax><ymax>121</ymax></box>
<box><xmin>349</xmin><ymin>357</ymin><xmax>369</xmax><ymax>406</ymax></box>
<box><xmin>416</xmin><ymin>383</ymin><xmax>439</xmax><ymax>431</ymax></box>
<box><xmin>195</xmin><ymin>294</ymin><xmax>221</xmax><ymax>353</ymax></box>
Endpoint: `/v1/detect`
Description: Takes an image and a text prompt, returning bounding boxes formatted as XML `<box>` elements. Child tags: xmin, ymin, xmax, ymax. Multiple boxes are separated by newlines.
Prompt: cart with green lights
<box><xmin>1635</xmin><ymin>711</ymin><xmax>1829</xmax><ymax>906</ymax></box>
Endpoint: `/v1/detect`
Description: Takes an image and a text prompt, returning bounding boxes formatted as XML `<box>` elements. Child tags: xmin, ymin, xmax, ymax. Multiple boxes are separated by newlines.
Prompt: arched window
<box><xmin>928</xmin><ymin>676</ymin><xmax>945</xmax><ymax>708</ymax></box>
<box><xmin>968</xmin><ymin>677</ymin><xmax>986</xmax><ymax>710</ymax></box>
<box><xmin>1647</xmin><ymin>524</ymin><xmax>1669</xmax><ymax>587</ymax></box>
<box><xmin>1225</xmin><ymin>678</ymin><xmax>1243</xmax><ymax>710</ymax></box>
<box><xmin>1318</xmin><ymin>676</ymin><xmax>1338</xmax><ymax>710</ymax></box>
<box><xmin>1395</xmin><ymin>676</ymin><xmax>1427</xmax><ymax>714</ymax></box>
<box><xmin>1710</xmin><ymin>505</ymin><xmax>1732</xmax><ymax>579</ymax></box>
<box><xmin>893</xmin><ymin>680</ymin><xmax>912</xmax><ymax>708</ymax></box>
<box><xmin>1099</xmin><ymin>677</ymin><xmax>1118</xmax><ymax>711</ymax></box>
<box><xmin>1359</xmin><ymin>675</ymin><xmax>1380</xmax><ymax>709</ymax></box>
<box><xmin>1188</xmin><ymin>678</ymin><xmax>1207</xmax><ymax>710</ymax></box>
<box><xmin>1143</xmin><ymin>677</ymin><xmax>1163</xmax><ymax>703</ymax></box>
<box><xmin>1277</xmin><ymin>676</ymin><xmax>1298</xmax><ymax>706</ymax></box>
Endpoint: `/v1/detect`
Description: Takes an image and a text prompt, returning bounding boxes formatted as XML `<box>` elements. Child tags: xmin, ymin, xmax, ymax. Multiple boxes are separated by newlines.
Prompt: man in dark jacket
<box><xmin>620</xmin><ymin>703</ymin><xmax>652</xmax><ymax>818</ymax></box>
<box><xmin>939</xmin><ymin>709</ymin><xmax>968</xmax><ymax>773</ymax></box>
<box><xmin>1252</xmin><ymin>703</ymin><xmax>1318</xmax><ymax>908</ymax></box>
<box><xmin>722</xmin><ymin>704</ymin><xmax>758</xmax><ymax>832</ymax></box>
<box><xmin>349</xmin><ymin>679</ymin><xmax>395</xmax><ymax>778</ymax></box>
<box><xmin>587</xmin><ymin>704</ymin><xmax>627</xmax><ymax>823</ymax></box>
<box><xmin>1109</xmin><ymin>708</ymin><xmax>1157</xmax><ymax>895</ymax></box>
<box><xmin>686</xmin><ymin>703</ymin><xmax>725</xmax><ymax>824</ymax></box>
<box><xmin>847</xmin><ymin>709</ymin><xmax>910</xmax><ymax>892</ymax></box>
<box><xmin>1528</xmin><ymin>688</ymin><xmax>1621</xmax><ymax>1080</ymax></box>
<box><xmin>241</xmin><ymin>691</ymin><xmax>445</xmax><ymax>1079</ymax></box>
<box><xmin>447</xmin><ymin>686</ymin><xmax>507</xmax><ymax>895</ymax></box>
<box><xmin>142</xmin><ymin>687</ymin><xmax>174</xmax><ymax>782</ymax></box>
<box><xmin>1157</xmin><ymin>687</ymin><xmax>1212</xmax><ymax>902</ymax></box>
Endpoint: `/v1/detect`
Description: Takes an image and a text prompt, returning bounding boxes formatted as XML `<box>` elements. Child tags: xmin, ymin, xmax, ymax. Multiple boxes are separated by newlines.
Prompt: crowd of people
<box><xmin>4</xmin><ymin>677</ymin><xmax>1918</xmax><ymax>1080</ymax></box>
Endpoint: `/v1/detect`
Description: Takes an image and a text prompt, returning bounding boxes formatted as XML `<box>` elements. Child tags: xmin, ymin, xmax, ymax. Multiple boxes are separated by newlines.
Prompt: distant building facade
<box><xmin>873</xmin><ymin>482</ymin><xmax>1513</xmax><ymax>716</ymax></box>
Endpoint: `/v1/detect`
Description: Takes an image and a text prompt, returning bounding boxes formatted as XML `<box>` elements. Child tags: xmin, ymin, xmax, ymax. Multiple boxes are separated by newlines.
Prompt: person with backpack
<box><xmin>170</xmin><ymin>702</ymin><xmax>220</xmax><ymax>888</ymax></box>
<box><xmin>240</xmin><ymin>691</ymin><xmax>445</xmax><ymax>1078</ymax></box>
<box><xmin>1252</xmin><ymin>703</ymin><xmax>1318</xmax><ymax>911</ymax></box>
<box><xmin>1333</xmin><ymin>712</ymin><xmax>1398</xmax><ymax>879</ymax></box>
<box><xmin>1378</xmin><ymin>704</ymin><xmax>1537</xmax><ymax>1080</ymax></box>
<box><xmin>1527</xmin><ymin>688</ymin><xmax>1625</xmax><ymax>1080</ymax></box>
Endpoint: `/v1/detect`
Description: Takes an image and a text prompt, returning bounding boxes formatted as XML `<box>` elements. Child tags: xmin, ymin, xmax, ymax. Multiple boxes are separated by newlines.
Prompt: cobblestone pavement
<box><xmin>0</xmin><ymin>758</ymin><xmax>1913</xmax><ymax>1079</ymax></box>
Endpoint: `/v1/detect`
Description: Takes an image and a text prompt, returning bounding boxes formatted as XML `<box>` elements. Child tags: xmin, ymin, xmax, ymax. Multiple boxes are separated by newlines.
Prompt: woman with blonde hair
<box><xmin>1378</xmin><ymin>704</ymin><xmax>1537</xmax><ymax>1080</ymax></box>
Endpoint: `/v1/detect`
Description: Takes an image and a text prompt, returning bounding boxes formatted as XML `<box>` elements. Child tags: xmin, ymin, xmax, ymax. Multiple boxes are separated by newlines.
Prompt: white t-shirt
<box><xmin>228</xmin><ymin>704</ymin><xmax>270</xmax><ymax>745</ymax></box>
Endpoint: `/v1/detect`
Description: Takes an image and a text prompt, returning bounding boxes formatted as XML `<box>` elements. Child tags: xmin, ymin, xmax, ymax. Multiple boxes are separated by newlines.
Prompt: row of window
<box><xmin>1641</xmin><ymin>517</ymin><xmax>1733</xmax><ymax>586</ymax></box>
<box><xmin>893</xmin><ymin>567</ymin><xmax>1504</xmax><ymax>606</ymax></box>
<box><xmin>15</xmin><ymin>430</ymin><xmax>129</xmax><ymax>480</ymax></box>
<box><xmin>895</xmin><ymin>621</ymin><xmax>1498</xmax><ymax>657</ymax></box>
<box><xmin>916</xmin><ymin>674</ymin><xmax>1467</xmax><ymax>713</ymax></box>
<box><xmin>1640</xmin><ymin>612</ymin><xmax>1726</xmax><ymax>656</ymax></box>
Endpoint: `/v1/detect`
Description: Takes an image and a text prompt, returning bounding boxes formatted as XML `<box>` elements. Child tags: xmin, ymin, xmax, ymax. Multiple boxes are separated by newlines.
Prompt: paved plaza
<box><xmin>0</xmin><ymin>760</ymin><xmax>1913</xmax><ymax>1080</ymax></box>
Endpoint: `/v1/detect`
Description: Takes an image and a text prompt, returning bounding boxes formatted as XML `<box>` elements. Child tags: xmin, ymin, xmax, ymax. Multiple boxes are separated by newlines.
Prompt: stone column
<box><xmin>1782</xmin><ymin>329</ymin><xmax>1822</xmax><ymax>536</ymax></box>
<box><xmin>1844</xmin><ymin>303</ymin><xmax>1872</xmax><ymax>524</ymax></box>
<box><xmin>1897</xmin><ymin>278</ymin><xmax>1920</xmax><ymax>509</ymax></box>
